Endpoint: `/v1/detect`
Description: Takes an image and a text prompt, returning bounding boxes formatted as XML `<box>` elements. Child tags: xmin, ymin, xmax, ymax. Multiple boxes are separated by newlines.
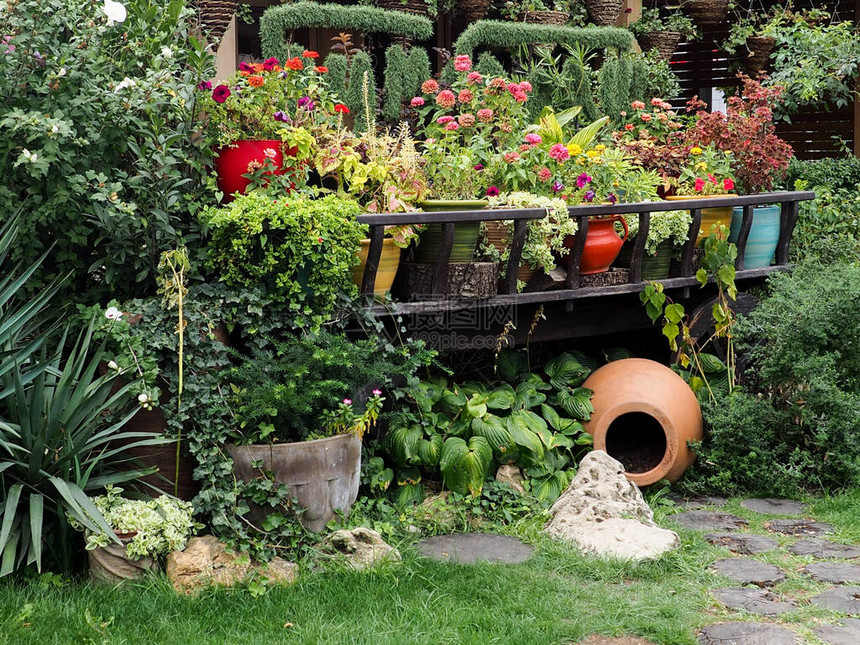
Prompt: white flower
<box><xmin>105</xmin><ymin>306</ymin><xmax>123</xmax><ymax>320</ymax></box>
<box><xmin>115</xmin><ymin>77</ymin><xmax>136</xmax><ymax>92</ymax></box>
<box><xmin>21</xmin><ymin>149</ymin><xmax>38</xmax><ymax>163</ymax></box>
<box><xmin>137</xmin><ymin>392</ymin><xmax>149</xmax><ymax>403</ymax></box>
<box><xmin>107</xmin><ymin>360</ymin><xmax>119</xmax><ymax>371</ymax></box>
<box><xmin>57</xmin><ymin>67</ymin><xmax>66</xmax><ymax>77</ymax></box>
<box><xmin>160</xmin><ymin>46</ymin><xmax>172</xmax><ymax>59</ymax></box>
<box><xmin>103</xmin><ymin>0</ymin><xmax>127</xmax><ymax>25</ymax></box>
<box><xmin>50</xmin><ymin>124</ymin><xmax>59</xmax><ymax>135</ymax></box>
<box><xmin>263</xmin><ymin>148</ymin><xmax>277</xmax><ymax>159</ymax></box>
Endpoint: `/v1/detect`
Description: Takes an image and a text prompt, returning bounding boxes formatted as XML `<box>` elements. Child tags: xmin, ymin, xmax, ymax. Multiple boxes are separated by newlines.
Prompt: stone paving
<box><xmin>666</xmin><ymin>497</ymin><xmax>860</xmax><ymax>644</ymax></box>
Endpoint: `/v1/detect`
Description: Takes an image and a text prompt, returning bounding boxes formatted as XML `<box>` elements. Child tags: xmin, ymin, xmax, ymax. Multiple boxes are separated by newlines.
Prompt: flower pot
<box><xmin>665</xmin><ymin>194</ymin><xmax>733</xmax><ymax>245</ymax></box>
<box><xmin>729</xmin><ymin>205</ymin><xmax>781</xmax><ymax>269</ymax></box>
<box><xmin>583</xmin><ymin>0</ymin><xmax>624</xmax><ymax>25</ymax></box>
<box><xmin>414</xmin><ymin>199</ymin><xmax>488</xmax><ymax>263</ymax></box>
<box><xmin>351</xmin><ymin>238</ymin><xmax>402</xmax><ymax>295</ymax></box>
<box><xmin>615</xmin><ymin>238</ymin><xmax>673</xmax><ymax>280</ymax></box>
<box><xmin>636</xmin><ymin>31</ymin><xmax>682</xmax><ymax>62</ymax></box>
<box><xmin>519</xmin><ymin>9</ymin><xmax>569</xmax><ymax>25</ymax></box>
<box><xmin>562</xmin><ymin>215</ymin><xmax>629</xmax><ymax>275</ymax></box>
<box><xmin>226</xmin><ymin>433</ymin><xmax>361</xmax><ymax>533</ymax></box>
<box><xmin>459</xmin><ymin>0</ymin><xmax>490</xmax><ymax>22</ymax></box>
<box><xmin>213</xmin><ymin>139</ymin><xmax>297</xmax><ymax>202</ymax></box>
<box><xmin>744</xmin><ymin>36</ymin><xmax>776</xmax><ymax>73</ymax></box>
<box><xmin>482</xmin><ymin>220</ymin><xmax>540</xmax><ymax>286</ymax></box>
<box><xmin>583</xmin><ymin>358</ymin><xmax>703</xmax><ymax>486</ymax></box>
<box><xmin>376</xmin><ymin>0</ymin><xmax>430</xmax><ymax>16</ymax></box>
<box><xmin>88</xmin><ymin>532</ymin><xmax>157</xmax><ymax>584</ymax></box>
<box><xmin>683</xmin><ymin>0</ymin><xmax>729</xmax><ymax>26</ymax></box>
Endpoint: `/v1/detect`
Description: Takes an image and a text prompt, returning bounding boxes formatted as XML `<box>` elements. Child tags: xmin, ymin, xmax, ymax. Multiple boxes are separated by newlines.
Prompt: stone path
<box><xmin>665</xmin><ymin>498</ymin><xmax>860</xmax><ymax>644</ymax></box>
<box><xmin>416</xmin><ymin>533</ymin><xmax>534</xmax><ymax>564</ymax></box>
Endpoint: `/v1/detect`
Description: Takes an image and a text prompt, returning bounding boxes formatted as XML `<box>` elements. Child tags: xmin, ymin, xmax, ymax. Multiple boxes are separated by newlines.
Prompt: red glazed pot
<box><xmin>582</xmin><ymin>358</ymin><xmax>703</xmax><ymax>486</ymax></box>
<box><xmin>563</xmin><ymin>215</ymin><xmax>629</xmax><ymax>275</ymax></box>
<box><xmin>213</xmin><ymin>139</ymin><xmax>297</xmax><ymax>202</ymax></box>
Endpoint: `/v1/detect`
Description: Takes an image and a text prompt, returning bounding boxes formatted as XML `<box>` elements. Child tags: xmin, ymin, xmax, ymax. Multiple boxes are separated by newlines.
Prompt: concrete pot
<box><xmin>582</xmin><ymin>358</ymin><xmax>702</xmax><ymax>486</ymax></box>
<box><xmin>227</xmin><ymin>433</ymin><xmax>361</xmax><ymax>532</ymax></box>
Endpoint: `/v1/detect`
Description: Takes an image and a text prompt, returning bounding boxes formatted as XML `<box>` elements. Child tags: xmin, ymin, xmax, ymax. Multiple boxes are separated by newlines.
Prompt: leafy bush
<box><xmin>0</xmin><ymin>0</ymin><xmax>213</xmax><ymax>300</ymax></box>
<box><xmin>681</xmin><ymin>262</ymin><xmax>860</xmax><ymax>496</ymax></box>
<box><xmin>453</xmin><ymin>21</ymin><xmax>633</xmax><ymax>57</ymax></box>
<box><xmin>200</xmin><ymin>193</ymin><xmax>366</xmax><ymax>330</ymax></box>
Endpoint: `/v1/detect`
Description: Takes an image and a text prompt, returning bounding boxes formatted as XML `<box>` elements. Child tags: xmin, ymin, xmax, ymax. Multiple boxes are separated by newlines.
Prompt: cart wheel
<box><xmin>671</xmin><ymin>292</ymin><xmax>759</xmax><ymax>374</ymax></box>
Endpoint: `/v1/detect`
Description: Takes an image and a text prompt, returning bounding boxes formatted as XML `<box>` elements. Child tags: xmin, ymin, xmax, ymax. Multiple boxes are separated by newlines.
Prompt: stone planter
<box><xmin>227</xmin><ymin>433</ymin><xmax>361</xmax><ymax>532</ymax></box>
<box><xmin>582</xmin><ymin>358</ymin><xmax>702</xmax><ymax>486</ymax></box>
<box><xmin>88</xmin><ymin>532</ymin><xmax>157</xmax><ymax>584</ymax></box>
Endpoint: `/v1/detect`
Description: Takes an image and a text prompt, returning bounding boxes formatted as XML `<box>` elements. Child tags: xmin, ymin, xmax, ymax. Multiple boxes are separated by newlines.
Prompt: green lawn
<box><xmin>2</xmin><ymin>490</ymin><xmax>860</xmax><ymax>645</ymax></box>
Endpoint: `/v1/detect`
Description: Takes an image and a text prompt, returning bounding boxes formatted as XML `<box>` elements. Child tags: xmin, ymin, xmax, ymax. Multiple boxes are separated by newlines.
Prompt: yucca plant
<box><xmin>0</xmin><ymin>215</ymin><xmax>164</xmax><ymax>576</ymax></box>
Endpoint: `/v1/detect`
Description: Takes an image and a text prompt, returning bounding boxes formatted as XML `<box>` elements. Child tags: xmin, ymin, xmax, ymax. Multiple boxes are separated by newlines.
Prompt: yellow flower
<box><xmin>568</xmin><ymin>143</ymin><xmax>583</xmax><ymax>156</ymax></box>
<box><xmin>696</xmin><ymin>161</ymin><xmax>707</xmax><ymax>170</ymax></box>
<box><xmin>690</xmin><ymin>146</ymin><xmax>703</xmax><ymax>155</ymax></box>
<box><xmin>595</xmin><ymin>144</ymin><xmax>606</xmax><ymax>151</ymax></box>
<box><xmin>586</xmin><ymin>149</ymin><xmax>600</xmax><ymax>159</ymax></box>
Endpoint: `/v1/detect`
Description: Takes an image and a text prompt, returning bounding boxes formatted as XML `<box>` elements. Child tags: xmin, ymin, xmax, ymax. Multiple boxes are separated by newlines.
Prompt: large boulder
<box><xmin>167</xmin><ymin>535</ymin><xmax>298</xmax><ymax>595</ymax></box>
<box><xmin>544</xmin><ymin>451</ymin><xmax>680</xmax><ymax>561</ymax></box>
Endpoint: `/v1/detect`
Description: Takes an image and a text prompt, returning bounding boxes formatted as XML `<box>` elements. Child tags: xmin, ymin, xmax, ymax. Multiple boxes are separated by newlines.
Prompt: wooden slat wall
<box><xmin>656</xmin><ymin>0</ymin><xmax>857</xmax><ymax>159</ymax></box>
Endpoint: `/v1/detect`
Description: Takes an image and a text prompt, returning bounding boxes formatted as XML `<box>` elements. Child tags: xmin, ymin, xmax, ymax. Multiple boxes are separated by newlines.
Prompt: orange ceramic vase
<box><xmin>582</xmin><ymin>358</ymin><xmax>703</xmax><ymax>485</ymax></box>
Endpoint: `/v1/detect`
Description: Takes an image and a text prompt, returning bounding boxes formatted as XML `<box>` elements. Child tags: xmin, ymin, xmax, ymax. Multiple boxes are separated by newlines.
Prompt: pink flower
<box><xmin>486</xmin><ymin>186</ymin><xmax>500</xmax><ymax>197</ymax></box>
<box><xmin>524</xmin><ymin>133</ymin><xmax>542</xmax><ymax>145</ymax></box>
<box><xmin>504</xmin><ymin>151</ymin><xmax>521</xmax><ymax>163</ymax></box>
<box><xmin>650</xmin><ymin>97</ymin><xmax>662</xmax><ymax>107</ymax></box>
<box><xmin>212</xmin><ymin>84</ymin><xmax>231</xmax><ymax>103</ymax></box>
<box><xmin>343</xmin><ymin>398</ymin><xmax>352</xmax><ymax>405</ymax></box>
<box><xmin>537</xmin><ymin>167</ymin><xmax>552</xmax><ymax>182</ymax></box>
<box><xmin>490</xmin><ymin>78</ymin><xmax>507</xmax><ymax>90</ymax></box>
<box><xmin>519</xmin><ymin>144</ymin><xmax>531</xmax><ymax>151</ymax></box>
<box><xmin>724</xmin><ymin>178</ymin><xmax>735</xmax><ymax>191</ymax></box>
<box><xmin>694</xmin><ymin>177</ymin><xmax>705</xmax><ymax>192</ymax></box>
<box><xmin>457</xmin><ymin>89</ymin><xmax>473</xmax><ymax>103</ymax></box>
<box><xmin>708</xmin><ymin>174</ymin><xmax>717</xmax><ymax>184</ymax></box>
<box><xmin>477</xmin><ymin>108</ymin><xmax>493</xmax><ymax>122</ymax></box>
<box><xmin>640</xmin><ymin>113</ymin><xmax>652</xmax><ymax>122</ymax></box>
<box><xmin>512</xmin><ymin>90</ymin><xmax>528</xmax><ymax>103</ymax></box>
<box><xmin>453</xmin><ymin>55</ymin><xmax>472</xmax><ymax>72</ymax></box>
<box><xmin>435</xmin><ymin>90</ymin><xmax>456</xmax><ymax>108</ymax></box>
<box><xmin>631</xmin><ymin>100</ymin><xmax>646</xmax><ymax>110</ymax></box>
<box><xmin>263</xmin><ymin>147</ymin><xmax>277</xmax><ymax>159</ymax></box>
<box><xmin>262</xmin><ymin>57</ymin><xmax>279</xmax><ymax>71</ymax></box>
<box><xmin>467</xmin><ymin>72</ymin><xmax>482</xmax><ymax>84</ymax></box>
<box><xmin>436</xmin><ymin>115</ymin><xmax>454</xmax><ymax>124</ymax></box>
<box><xmin>444</xmin><ymin>121</ymin><xmax>459</xmax><ymax>131</ymax></box>
<box><xmin>507</xmin><ymin>82</ymin><xmax>518</xmax><ymax>92</ymax></box>
<box><xmin>459</xmin><ymin>113</ymin><xmax>475</xmax><ymax>127</ymax></box>
<box><xmin>548</xmin><ymin>143</ymin><xmax>570</xmax><ymax>162</ymax></box>
<box><xmin>576</xmin><ymin>173</ymin><xmax>592</xmax><ymax>188</ymax></box>
<box><xmin>410</xmin><ymin>96</ymin><xmax>425</xmax><ymax>107</ymax></box>
<box><xmin>372</xmin><ymin>389</ymin><xmax>382</xmax><ymax>396</ymax></box>
<box><xmin>239</xmin><ymin>61</ymin><xmax>253</xmax><ymax>73</ymax></box>
<box><xmin>624</xmin><ymin>124</ymin><xmax>635</xmax><ymax>131</ymax></box>
<box><xmin>421</xmin><ymin>79</ymin><xmax>439</xmax><ymax>94</ymax></box>
<box><xmin>519</xmin><ymin>81</ymin><xmax>532</xmax><ymax>92</ymax></box>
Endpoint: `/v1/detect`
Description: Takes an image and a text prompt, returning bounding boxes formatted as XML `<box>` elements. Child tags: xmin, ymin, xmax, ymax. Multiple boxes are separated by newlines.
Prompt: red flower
<box><xmin>285</xmin><ymin>57</ymin><xmax>303</xmax><ymax>71</ymax></box>
<box><xmin>239</xmin><ymin>61</ymin><xmax>253</xmax><ymax>72</ymax></box>
<box><xmin>694</xmin><ymin>177</ymin><xmax>705</xmax><ymax>192</ymax></box>
<box><xmin>486</xmin><ymin>186</ymin><xmax>500</xmax><ymax>197</ymax></box>
<box><xmin>302</xmin><ymin>50</ymin><xmax>319</xmax><ymax>59</ymax></box>
<box><xmin>723</xmin><ymin>178</ymin><xmax>735</xmax><ymax>191</ymax></box>
<box><xmin>262</xmin><ymin>57</ymin><xmax>279</xmax><ymax>71</ymax></box>
<box><xmin>334</xmin><ymin>104</ymin><xmax>349</xmax><ymax>114</ymax></box>
<box><xmin>212</xmin><ymin>84</ymin><xmax>231</xmax><ymax>103</ymax></box>
<box><xmin>314</xmin><ymin>66</ymin><xmax>328</xmax><ymax>73</ymax></box>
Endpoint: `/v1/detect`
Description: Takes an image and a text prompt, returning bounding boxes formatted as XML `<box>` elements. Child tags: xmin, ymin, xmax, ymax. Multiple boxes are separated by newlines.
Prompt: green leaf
<box><xmin>495</xmin><ymin>349</ymin><xmax>529</xmax><ymax>382</ymax></box>
<box><xmin>385</xmin><ymin>424</ymin><xmax>423</xmax><ymax>467</ymax></box>
<box><xmin>507</xmin><ymin>412</ymin><xmax>545</xmax><ymax>461</ymax></box>
<box><xmin>470</xmin><ymin>414</ymin><xmax>513</xmax><ymax>456</ymax></box>
<box><xmin>396</xmin><ymin>465</ymin><xmax>422</xmax><ymax>485</ymax></box>
<box><xmin>394</xmin><ymin>482</ymin><xmax>425</xmax><ymax>507</ymax></box>
<box><xmin>698</xmin><ymin>353</ymin><xmax>727</xmax><ymax>373</ymax></box>
<box><xmin>544</xmin><ymin>353</ymin><xmax>590</xmax><ymax>390</ymax></box>
<box><xmin>485</xmin><ymin>383</ymin><xmax>516</xmax><ymax>410</ymax></box>
<box><xmin>28</xmin><ymin>494</ymin><xmax>43</xmax><ymax>572</ymax></box>
<box><xmin>440</xmin><ymin>436</ymin><xmax>492</xmax><ymax>496</ymax></box>
<box><xmin>464</xmin><ymin>393</ymin><xmax>489</xmax><ymax>419</ymax></box>
<box><xmin>664</xmin><ymin>303</ymin><xmax>685</xmax><ymax>324</ymax></box>
<box><xmin>532</xmin><ymin>471</ymin><xmax>572</xmax><ymax>504</ymax></box>
<box><xmin>417</xmin><ymin>433</ymin><xmax>443</xmax><ymax>467</ymax></box>
<box><xmin>555</xmin><ymin>387</ymin><xmax>594</xmax><ymax>420</ymax></box>
<box><xmin>717</xmin><ymin>263</ymin><xmax>736</xmax><ymax>287</ymax></box>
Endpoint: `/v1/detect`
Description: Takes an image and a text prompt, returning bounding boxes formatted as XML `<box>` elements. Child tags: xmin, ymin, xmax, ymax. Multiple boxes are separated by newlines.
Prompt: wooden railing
<box><xmin>354</xmin><ymin>191</ymin><xmax>815</xmax><ymax>311</ymax></box>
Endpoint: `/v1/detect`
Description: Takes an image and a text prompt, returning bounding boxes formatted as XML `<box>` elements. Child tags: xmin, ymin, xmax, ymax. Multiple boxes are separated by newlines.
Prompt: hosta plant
<box><xmin>383</xmin><ymin>350</ymin><xmax>595</xmax><ymax>505</ymax></box>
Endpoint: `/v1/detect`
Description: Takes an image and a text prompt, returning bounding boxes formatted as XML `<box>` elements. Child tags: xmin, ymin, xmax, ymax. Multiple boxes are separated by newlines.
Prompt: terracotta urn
<box><xmin>563</xmin><ymin>215</ymin><xmax>629</xmax><ymax>275</ymax></box>
<box><xmin>582</xmin><ymin>358</ymin><xmax>702</xmax><ymax>486</ymax></box>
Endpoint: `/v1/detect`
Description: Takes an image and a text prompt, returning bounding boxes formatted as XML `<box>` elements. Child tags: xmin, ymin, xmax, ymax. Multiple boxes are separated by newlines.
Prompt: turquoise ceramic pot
<box><xmin>729</xmin><ymin>205</ymin><xmax>781</xmax><ymax>269</ymax></box>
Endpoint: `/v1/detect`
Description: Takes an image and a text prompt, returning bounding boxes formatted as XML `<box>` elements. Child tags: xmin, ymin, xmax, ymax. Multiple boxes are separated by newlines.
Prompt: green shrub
<box><xmin>382</xmin><ymin>45</ymin><xmax>431</xmax><ymax>123</ymax></box>
<box><xmin>453</xmin><ymin>20</ymin><xmax>633</xmax><ymax>57</ymax></box>
<box><xmin>0</xmin><ymin>0</ymin><xmax>213</xmax><ymax>301</ymax></box>
<box><xmin>200</xmin><ymin>193</ymin><xmax>365</xmax><ymax>330</ymax></box>
<box><xmin>344</xmin><ymin>52</ymin><xmax>377</xmax><ymax>133</ymax></box>
<box><xmin>682</xmin><ymin>262</ymin><xmax>860</xmax><ymax>496</ymax></box>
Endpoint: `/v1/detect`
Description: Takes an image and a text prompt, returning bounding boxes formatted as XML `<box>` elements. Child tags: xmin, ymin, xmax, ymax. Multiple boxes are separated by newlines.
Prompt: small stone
<box><xmin>669</xmin><ymin>494</ymin><xmax>728</xmax><ymax>510</ymax></box>
<box><xmin>711</xmin><ymin>587</ymin><xmax>796</xmax><ymax>615</ymax></box>
<box><xmin>417</xmin><ymin>533</ymin><xmax>533</xmax><ymax>564</ymax></box>
<box><xmin>711</xmin><ymin>558</ymin><xmax>786</xmax><ymax>586</ymax></box>
<box><xmin>810</xmin><ymin>587</ymin><xmax>860</xmax><ymax>614</ymax></box>
<box><xmin>813</xmin><ymin>618</ymin><xmax>860</xmax><ymax>644</ymax></box>
<box><xmin>320</xmin><ymin>527</ymin><xmax>401</xmax><ymax>570</ymax></box>
<box><xmin>698</xmin><ymin>622</ymin><xmax>800</xmax><ymax>644</ymax></box>
<box><xmin>789</xmin><ymin>538</ymin><xmax>860</xmax><ymax>559</ymax></box>
<box><xmin>576</xmin><ymin>637</ymin><xmax>660</xmax><ymax>645</ymax></box>
<box><xmin>495</xmin><ymin>464</ymin><xmax>526</xmax><ymax>495</ymax></box>
<box><xmin>705</xmin><ymin>533</ymin><xmax>779</xmax><ymax>554</ymax></box>
<box><xmin>670</xmin><ymin>511</ymin><xmax>748</xmax><ymax>532</ymax></box>
<box><xmin>740</xmin><ymin>499</ymin><xmax>807</xmax><ymax>515</ymax></box>
<box><xmin>805</xmin><ymin>562</ymin><xmax>860</xmax><ymax>584</ymax></box>
<box><xmin>764</xmin><ymin>519</ymin><xmax>833</xmax><ymax>536</ymax></box>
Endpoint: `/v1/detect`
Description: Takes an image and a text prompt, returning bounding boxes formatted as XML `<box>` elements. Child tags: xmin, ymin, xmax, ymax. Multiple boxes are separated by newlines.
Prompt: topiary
<box><xmin>344</xmin><ymin>51</ymin><xmax>377</xmax><ymax>133</ymax></box>
<box><xmin>382</xmin><ymin>45</ymin><xmax>431</xmax><ymax>123</ymax></box>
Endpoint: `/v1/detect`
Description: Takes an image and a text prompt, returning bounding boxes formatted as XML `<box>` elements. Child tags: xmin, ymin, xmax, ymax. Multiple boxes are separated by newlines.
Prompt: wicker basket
<box><xmin>519</xmin><ymin>10</ymin><xmax>570</xmax><ymax>25</ymax></box>
<box><xmin>377</xmin><ymin>0</ymin><xmax>431</xmax><ymax>16</ymax></box>
<box><xmin>683</xmin><ymin>0</ymin><xmax>729</xmax><ymax>26</ymax></box>
<box><xmin>636</xmin><ymin>31</ymin><xmax>682</xmax><ymax>62</ymax></box>
<box><xmin>459</xmin><ymin>0</ymin><xmax>491</xmax><ymax>22</ymax></box>
<box><xmin>191</xmin><ymin>0</ymin><xmax>238</xmax><ymax>46</ymax></box>
<box><xmin>744</xmin><ymin>36</ymin><xmax>776</xmax><ymax>73</ymax></box>
<box><xmin>583</xmin><ymin>0</ymin><xmax>624</xmax><ymax>26</ymax></box>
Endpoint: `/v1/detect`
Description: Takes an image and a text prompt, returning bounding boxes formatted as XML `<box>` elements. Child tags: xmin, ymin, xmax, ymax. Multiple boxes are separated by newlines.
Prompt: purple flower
<box><xmin>607</xmin><ymin>193</ymin><xmax>618</xmax><ymax>204</ymax></box>
<box><xmin>273</xmin><ymin>110</ymin><xmax>288</xmax><ymax>122</ymax></box>
<box><xmin>197</xmin><ymin>80</ymin><xmax>212</xmax><ymax>91</ymax></box>
<box><xmin>584</xmin><ymin>190</ymin><xmax>596</xmax><ymax>202</ymax></box>
<box><xmin>32</xmin><ymin>51</ymin><xmax>45</xmax><ymax>67</ymax></box>
<box><xmin>474</xmin><ymin>164</ymin><xmax>484</xmax><ymax>171</ymax></box>
<box><xmin>486</xmin><ymin>186</ymin><xmax>500</xmax><ymax>197</ymax></box>
<box><xmin>576</xmin><ymin>173</ymin><xmax>592</xmax><ymax>188</ymax></box>
<box><xmin>239</xmin><ymin>61</ymin><xmax>253</xmax><ymax>72</ymax></box>
<box><xmin>3</xmin><ymin>36</ymin><xmax>15</xmax><ymax>55</ymax></box>
<box><xmin>551</xmin><ymin>181</ymin><xmax>564</xmax><ymax>193</ymax></box>
<box><xmin>297</xmin><ymin>96</ymin><xmax>311</xmax><ymax>107</ymax></box>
